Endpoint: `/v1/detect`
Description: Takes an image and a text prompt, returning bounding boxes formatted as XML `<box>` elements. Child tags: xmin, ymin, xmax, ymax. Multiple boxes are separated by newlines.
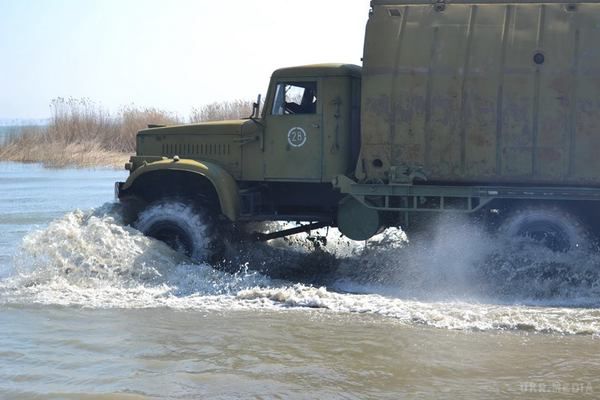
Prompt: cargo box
<box><xmin>361</xmin><ymin>0</ymin><xmax>600</xmax><ymax>185</ymax></box>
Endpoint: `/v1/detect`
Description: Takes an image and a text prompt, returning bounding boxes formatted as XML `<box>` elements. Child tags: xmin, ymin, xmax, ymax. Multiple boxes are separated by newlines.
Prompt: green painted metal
<box><xmin>334</xmin><ymin>174</ymin><xmax>600</xmax><ymax>213</ymax></box>
<box><xmin>261</xmin><ymin>66</ymin><xmax>360</xmax><ymax>182</ymax></box>
<box><xmin>263</xmin><ymin>78</ymin><xmax>324</xmax><ymax>181</ymax></box>
<box><xmin>135</xmin><ymin>120</ymin><xmax>255</xmax><ymax>180</ymax></box>
<box><xmin>337</xmin><ymin>196</ymin><xmax>382</xmax><ymax>240</ymax></box>
<box><xmin>271</xmin><ymin>64</ymin><xmax>362</xmax><ymax>80</ymax></box>
<box><xmin>121</xmin><ymin>158</ymin><xmax>240</xmax><ymax>221</ymax></box>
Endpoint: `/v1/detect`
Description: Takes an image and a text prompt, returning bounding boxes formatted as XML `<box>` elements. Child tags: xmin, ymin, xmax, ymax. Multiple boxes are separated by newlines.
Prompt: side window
<box><xmin>271</xmin><ymin>81</ymin><xmax>318</xmax><ymax>115</ymax></box>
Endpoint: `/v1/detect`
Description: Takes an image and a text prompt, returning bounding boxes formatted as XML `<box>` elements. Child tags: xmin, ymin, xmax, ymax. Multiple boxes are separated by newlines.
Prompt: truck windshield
<box><xmin>272</xmin><ymin>82</ymin><xmax>317</xmax><ymax>115</ymax></box>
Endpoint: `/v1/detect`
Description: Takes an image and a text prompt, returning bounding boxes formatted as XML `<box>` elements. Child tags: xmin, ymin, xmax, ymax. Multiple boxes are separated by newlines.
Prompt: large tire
<box><xmin>134</xmin><ymin>202</ymin><xmax>218</xmax><ymax>262</ymax></box>
<box><xmin>499</xmin><ymin>208</ymin><xmax>589</xmax><ymax>252</ymax></box>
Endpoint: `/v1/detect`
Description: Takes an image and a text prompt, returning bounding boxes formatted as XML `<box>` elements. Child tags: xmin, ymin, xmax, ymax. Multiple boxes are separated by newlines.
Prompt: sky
<box><xmin>0</xmin><ymin>0</ymin><xmax>369</xmax><ymax>120</ymax></box>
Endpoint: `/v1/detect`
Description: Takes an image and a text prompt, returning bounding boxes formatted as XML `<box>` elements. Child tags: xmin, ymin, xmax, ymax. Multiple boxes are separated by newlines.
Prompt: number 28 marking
<box><xmin>288</xmin><ymin>127</ymin><xmax>307</xmax><ymax>148</ymax></box>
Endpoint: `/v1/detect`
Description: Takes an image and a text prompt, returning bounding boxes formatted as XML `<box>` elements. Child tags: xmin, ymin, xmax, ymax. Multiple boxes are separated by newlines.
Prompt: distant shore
<box><xmin>0</xmin><ymin>132</ymin><xmax>129</xmax><ymax>168</ymax></box>
<box><xmin>0</xmin><ymin>98</ymin><xmax>253</xmax><ymax>168</ymax></box>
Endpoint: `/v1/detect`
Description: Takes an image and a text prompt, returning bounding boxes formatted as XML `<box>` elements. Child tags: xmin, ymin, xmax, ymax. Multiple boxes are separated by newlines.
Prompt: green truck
<box><xmin>117</xmin><ymin>0</ymin><xmax>600</xmax><ymax>258</ymax></box>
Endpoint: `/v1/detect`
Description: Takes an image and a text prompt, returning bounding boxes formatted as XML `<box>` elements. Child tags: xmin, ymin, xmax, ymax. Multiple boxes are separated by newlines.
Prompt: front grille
<box><xmin>161</xmin><ymin>143</ymin><xmax>231</xmax><ymax>157</ymax></box>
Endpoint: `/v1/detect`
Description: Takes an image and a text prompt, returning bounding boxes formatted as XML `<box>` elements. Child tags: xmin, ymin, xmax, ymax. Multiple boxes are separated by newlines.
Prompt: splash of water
<box><xmin>326</xmin><ymin>214</ymin><xmax>600</xmax><ymax>306</ymax></box>
<box><xmin>1</xmin><ymin>205</ymin><xmax>599</xmax><ymax>335</ymax></box>
<box><xmin>134</xmin><ymin>202</ymin><xmax>211</xmax><ymax>261</ymax></box>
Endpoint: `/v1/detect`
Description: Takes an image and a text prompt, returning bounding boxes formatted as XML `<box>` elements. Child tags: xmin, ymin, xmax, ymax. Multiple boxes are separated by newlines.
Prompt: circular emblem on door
<box><xmin>287</xmin><ymin>127</ymin><xmax>307</xmax><ymax>148</ymax></box>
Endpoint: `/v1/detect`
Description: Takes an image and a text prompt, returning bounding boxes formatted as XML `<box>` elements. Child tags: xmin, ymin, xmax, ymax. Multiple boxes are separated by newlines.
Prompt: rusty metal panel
<box><xmin>361</xmin><ymin>1</ymin><xmax>600</xmax><ymax>185</ymax></box>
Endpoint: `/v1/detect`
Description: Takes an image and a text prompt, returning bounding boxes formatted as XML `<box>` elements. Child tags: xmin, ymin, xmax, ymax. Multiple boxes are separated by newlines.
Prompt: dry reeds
<box><xmin>190</xmin><ymin>99</ymin><xmax>254</xmax><ymax>123</ymax></box>
<box><xmin>0</xmin><ymin>97</ymin><xmax>253</xmax><ymax>168</ymax></box>
<box><xmin>0</xmin><ymin>133</ymin><xmax>128</xmax><ymax>168</ymax></box>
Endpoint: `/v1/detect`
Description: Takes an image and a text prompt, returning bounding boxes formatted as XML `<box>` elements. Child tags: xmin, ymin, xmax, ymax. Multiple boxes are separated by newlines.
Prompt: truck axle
<box><xmin>253</xmin><ymin>222</ymin><xmax>329</xmax><ymax>242</ymax></box>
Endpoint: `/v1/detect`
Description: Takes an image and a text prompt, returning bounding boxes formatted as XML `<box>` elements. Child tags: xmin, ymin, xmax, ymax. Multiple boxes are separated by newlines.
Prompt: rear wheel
<box><xmin>499</xmin><ymin>208</ymin><xmax>588</xmax><ymax>252</ymax></box>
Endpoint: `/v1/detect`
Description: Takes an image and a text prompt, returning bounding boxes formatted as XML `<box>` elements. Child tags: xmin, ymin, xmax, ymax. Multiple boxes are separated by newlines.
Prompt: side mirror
<box><xmin>251</xmin><ymin>94</ymin><xmax>262</xmax><ymax>119</ymax></box>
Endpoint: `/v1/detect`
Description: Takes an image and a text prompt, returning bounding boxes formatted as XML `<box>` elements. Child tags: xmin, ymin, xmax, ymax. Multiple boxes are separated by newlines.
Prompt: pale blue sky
<box><xmin>0</xmin><ymin>0</ymin><xmax>369</xmax><ymax>120</ymax></box>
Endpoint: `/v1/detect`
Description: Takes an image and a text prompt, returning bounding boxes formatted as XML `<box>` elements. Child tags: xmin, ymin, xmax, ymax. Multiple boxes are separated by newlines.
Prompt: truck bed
<box><xmin>361</xmin><ymin>0</ymin><xmax>600</xmax><ymax>185</ymax></box>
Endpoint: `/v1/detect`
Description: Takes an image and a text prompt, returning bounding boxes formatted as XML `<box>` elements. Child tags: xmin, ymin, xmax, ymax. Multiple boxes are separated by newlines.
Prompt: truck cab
<box><xmin>116</xmin><ymin>64</ymin><xmax>365</xmax><ymax>257</ymax></box>
<box><xmin>241</xmin><ymin>64</ymin><xmax>362</xmax><ymax>184</ymax></box>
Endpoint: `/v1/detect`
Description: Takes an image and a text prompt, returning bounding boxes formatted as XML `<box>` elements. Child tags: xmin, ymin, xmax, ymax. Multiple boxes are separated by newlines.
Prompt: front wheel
<box><xmin>134</xmin><ymin>202</ymin><xmax>218</xmax><ymax>261</ymax></box>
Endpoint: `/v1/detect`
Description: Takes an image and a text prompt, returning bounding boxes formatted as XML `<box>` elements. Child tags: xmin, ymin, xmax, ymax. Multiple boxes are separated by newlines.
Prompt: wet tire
<box><xmin>499</xmin><ymin>208</ymin><xmax>588</xmax><ymax>252</ymax></box>
<box><xmin>133</xmin><ymin>202</ymin><xmax>216</xmax><ymax>261</ymax></box>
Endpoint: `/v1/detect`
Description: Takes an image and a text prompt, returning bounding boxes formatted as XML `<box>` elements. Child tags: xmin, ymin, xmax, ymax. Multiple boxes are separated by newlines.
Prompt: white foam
<box><xmin>1</xmin><ymin>206</ymin><xmax>600</xmax><ymax>335</ymax></box>
<box><xmin>236</xmin><ymin>284</ymin><xmax>600</xmax><ymax>334</ymax></box>
<box><xmin>134</xmin><ymin>202</ymin><xmax>211</xmax><ymax>261</ymax></box>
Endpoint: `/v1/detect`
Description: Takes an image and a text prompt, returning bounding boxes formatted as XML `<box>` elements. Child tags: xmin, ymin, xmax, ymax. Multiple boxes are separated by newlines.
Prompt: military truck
<box><xmin>117</xmin><ymin>0</ymin><xmax>600</xmax><ymax>257</ymax></box>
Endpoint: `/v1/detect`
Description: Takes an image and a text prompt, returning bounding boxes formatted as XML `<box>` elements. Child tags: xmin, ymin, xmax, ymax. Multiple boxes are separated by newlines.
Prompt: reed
<box><xmin>0</xmin><ymin>97</ymin><xmax>252</xmax><ymax>168</ymax></box>
<box><xmin>190</xmin><ymin>99</ymin><xmax>254</xmax><ymax>123</ymax></box>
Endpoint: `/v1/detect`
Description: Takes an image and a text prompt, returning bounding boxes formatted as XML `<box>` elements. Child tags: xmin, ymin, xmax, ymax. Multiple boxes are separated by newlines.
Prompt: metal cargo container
<box><xmin>360</xmin><ymin>0</ymin><xmax>600</xmax><ymax>186</ymax></box>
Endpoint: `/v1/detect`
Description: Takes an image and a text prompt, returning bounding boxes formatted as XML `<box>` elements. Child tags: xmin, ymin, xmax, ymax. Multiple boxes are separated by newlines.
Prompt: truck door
<box><xmin>264</xmin><ymin>79</ymin><xmax>322</xmax><ymax>181</ymax></box>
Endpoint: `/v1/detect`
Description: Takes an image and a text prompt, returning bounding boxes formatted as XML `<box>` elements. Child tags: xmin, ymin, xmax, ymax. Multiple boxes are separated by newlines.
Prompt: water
<box><xmin>1</xmin><ymin>162</ymin><xmax>599</xmax><ymax>398</ymax></box>
<box><xmin>0</xmin><ymin>126</ymin><xmax>16</xmax><ymax>144</ymax></box>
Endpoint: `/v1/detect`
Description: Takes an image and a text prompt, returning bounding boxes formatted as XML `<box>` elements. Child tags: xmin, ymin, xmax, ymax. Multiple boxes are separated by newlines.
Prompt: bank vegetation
<box><xmin>0</xmin><ymin>97</ymin><xmax>254</xmax><ymax>168</ymax></box>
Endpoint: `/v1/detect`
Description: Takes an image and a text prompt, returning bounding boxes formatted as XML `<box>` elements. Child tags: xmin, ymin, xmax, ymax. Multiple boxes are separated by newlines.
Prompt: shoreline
<box><xmin>0</xmin><ymin>141</ymin><xmax>129</xmax><ymax>169</ymax></box>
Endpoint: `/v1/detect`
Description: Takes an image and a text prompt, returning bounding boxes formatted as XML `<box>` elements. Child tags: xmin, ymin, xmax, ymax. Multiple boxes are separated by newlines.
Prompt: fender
<box><xmin>120</xmin><ymin>159</ymin><xmax>240</xmax><ymax>221</ymax></box>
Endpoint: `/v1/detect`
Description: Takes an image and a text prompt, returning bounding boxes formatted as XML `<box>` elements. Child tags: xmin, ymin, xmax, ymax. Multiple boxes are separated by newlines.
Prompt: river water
<box><xmin>0</xmin><ymin>126</ymin><xmax>15</xmax><ymax>144</ymax></box>
<box><xmin>0</xmin><ymin>161</ymin><xmax>599</xmax><ymax>399</ymax></box>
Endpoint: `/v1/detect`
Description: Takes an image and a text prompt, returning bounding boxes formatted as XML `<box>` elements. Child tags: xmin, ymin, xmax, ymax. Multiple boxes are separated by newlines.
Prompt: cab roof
<box><xmin>271</xmin><ymin>63</ymin><xmax>362</xmax><ymax>79</ymax></box>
